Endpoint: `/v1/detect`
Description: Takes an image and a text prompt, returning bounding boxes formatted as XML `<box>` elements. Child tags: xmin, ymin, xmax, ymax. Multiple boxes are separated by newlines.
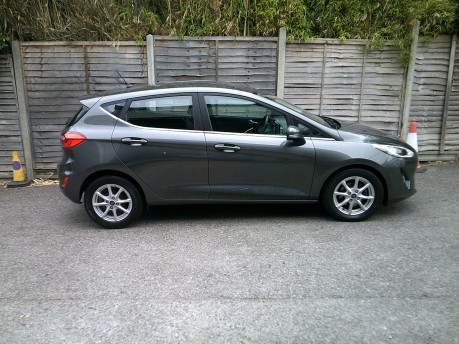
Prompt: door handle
<box><xmin>214</xmin><ymin>144</ymin><xmax>241</xmax><ymax>153</ymax></box>
<box><xmin>121</xmin><ymin>137</ymin><xmax>148</xmax><ymax>146</ymax></box>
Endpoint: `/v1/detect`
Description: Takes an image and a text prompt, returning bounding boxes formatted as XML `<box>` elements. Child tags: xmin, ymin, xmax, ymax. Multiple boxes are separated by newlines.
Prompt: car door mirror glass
<box><xmin>287</xmin><ymin>126</ymin><xmax>303</xmax><ymax>140</ymax></box>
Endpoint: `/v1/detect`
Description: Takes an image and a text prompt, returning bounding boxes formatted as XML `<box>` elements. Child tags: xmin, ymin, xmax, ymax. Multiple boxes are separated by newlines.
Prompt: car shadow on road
<box><xmin>62</xmin><ymin>201</ymin><xmax>416</xmax><ymax>230</ymax></box>
<box><xmin>142</xmin><ymin>203</ymin><xmax>328</xmax><ymax>222</ymax></box>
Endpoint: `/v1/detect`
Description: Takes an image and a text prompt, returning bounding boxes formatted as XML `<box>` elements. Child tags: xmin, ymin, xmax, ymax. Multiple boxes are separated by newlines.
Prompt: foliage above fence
<box><xmin>1</xmin><ymin>0</ymin><xmax>457</xmax><ymax>50</ymax></box>
<box><xmin>0</xmin><ymin>0</ymin><xmax>159</xmax><ymax>44</ymax></box>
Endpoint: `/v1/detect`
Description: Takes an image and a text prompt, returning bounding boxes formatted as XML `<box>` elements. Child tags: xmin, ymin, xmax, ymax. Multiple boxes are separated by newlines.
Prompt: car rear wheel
<box><xmin>322</xmin><ymin>168</ymin><xmax>383</xmax><ymax>221</ymax></box>
<box><xmin>84</xmin><ymin>176</ymin><xmax>143</xmax><ymax>229</ymax></box>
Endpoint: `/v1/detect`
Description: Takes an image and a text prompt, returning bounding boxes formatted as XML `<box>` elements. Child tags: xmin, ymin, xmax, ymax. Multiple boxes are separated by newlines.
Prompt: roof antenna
<box><xmin>116</xmin><ymin>70</ymin><xmax>132</xmax><ymax>88</ymax></box>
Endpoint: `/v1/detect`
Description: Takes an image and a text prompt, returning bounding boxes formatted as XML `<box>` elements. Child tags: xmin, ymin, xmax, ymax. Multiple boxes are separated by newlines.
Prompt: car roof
<box><xmin>80</xmin><ymin>81</ymin><xmax>261</xmax><ymax>101</ymax></box>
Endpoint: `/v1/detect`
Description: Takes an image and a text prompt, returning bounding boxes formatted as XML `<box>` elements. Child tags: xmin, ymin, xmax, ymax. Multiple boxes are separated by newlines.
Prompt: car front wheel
<box><xmin>322</xmin><ymin>169</ymin><xmax>383</xmax><ymax>221</ymax></box>
<box><xmin>84</xmin><ymin>176</ymin><xmax>143</xmax><ymax>229</ymax></box>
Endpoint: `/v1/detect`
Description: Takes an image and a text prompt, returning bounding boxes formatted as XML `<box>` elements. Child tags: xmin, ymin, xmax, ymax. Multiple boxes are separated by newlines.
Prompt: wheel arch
<box><xmin>79</xmin><ymin>170</ymin><xmax>147</xmax><ymax>206</ymax></box>
<box><xmin>319</xmin><ymin>164</ymin><xmax>388</xmax><ymax>205</ymax></box>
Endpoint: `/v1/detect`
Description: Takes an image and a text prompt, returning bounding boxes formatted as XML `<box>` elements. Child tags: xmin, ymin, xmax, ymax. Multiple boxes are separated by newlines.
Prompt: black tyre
<box><xmin>322</xmin><ymin>168</ymin><xmax>383</xmax><ymax>222</ymax></box>
<box><xmin>84</xmin><ymin>176</ymin><xmax>143</xmax><ymax>229</ymax></box>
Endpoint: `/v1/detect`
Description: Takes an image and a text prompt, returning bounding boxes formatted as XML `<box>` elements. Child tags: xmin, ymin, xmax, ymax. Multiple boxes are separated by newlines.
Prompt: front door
<box><xmin>200</xmin><ymin>94</ymin><xmax>316</xmax><ymax>200</ymax></box>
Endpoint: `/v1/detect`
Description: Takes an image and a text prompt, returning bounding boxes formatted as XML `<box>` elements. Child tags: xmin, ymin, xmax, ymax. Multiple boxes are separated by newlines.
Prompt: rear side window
<box><xmin>66</xmin><ymin>106</ymin><xmax>89</xmax><ymax>127</ymax></box>
<box><xmin>125</xmin><ymin>95</ymin><xmax>194</xmax><ymax>130</ymax></box>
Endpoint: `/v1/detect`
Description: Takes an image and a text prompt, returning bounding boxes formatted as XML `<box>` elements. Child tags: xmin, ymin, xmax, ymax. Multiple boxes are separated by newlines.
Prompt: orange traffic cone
<box><xmin>6</xmin><ymin>151</ymin><xmax>32</xmax><ymax>188</ymax></box>
<box><xmin>406</xmin><ymin>120</ymin><xmax>427</xmax><ymax>173</ymax></box>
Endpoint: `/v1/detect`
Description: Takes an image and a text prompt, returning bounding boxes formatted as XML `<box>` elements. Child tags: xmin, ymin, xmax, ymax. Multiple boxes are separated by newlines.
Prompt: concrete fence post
<box><xmin>276</xmin><ymin>27</ymin><xmax>286</xmax><ymax>98</ymax></box>
<box><xmin>400</xmin><ymin>20</ymin><xmax>420</xmax><ymax>141</ymax></box>
<box><xmin>146</xmin><ymin>34</ymin><xmax>156</xmax><ymax>85</ymax></box>
<box><xmin>319</xmin><ymin>43</ymin><xmax>328</xmax><ymax>117</ymax></box>
<box><xmin>11</xmin><ymin>41</ymin><xmax>35</xmax><ymax>180</ymax></box>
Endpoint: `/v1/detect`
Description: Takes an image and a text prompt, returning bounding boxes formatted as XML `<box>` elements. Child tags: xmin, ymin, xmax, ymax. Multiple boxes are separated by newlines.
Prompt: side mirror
<box><xmin>286</xmin><ymin>126</ymin><xmax>303</xmax><ymax>141</ymax></box>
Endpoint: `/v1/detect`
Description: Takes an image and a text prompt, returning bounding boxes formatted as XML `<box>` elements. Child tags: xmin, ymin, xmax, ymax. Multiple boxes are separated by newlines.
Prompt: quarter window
<box><xmin>102</xmin><ymin>101</ymin><xmax>126</xmax><ymax>117</ymax></box>
<box><xmin>126</xmin><ymin>95</ymin><xmax>194</xmax><ymax>130</ymax></box>
<box><xmin>291</xmin><ymin>117</ymin><xmax>327</xmax><ymax>138</ymax></box>
<box><xmin>204</xmin><ymin>95</ymin><xmax>287</xmax><ymax>135</ymax></box>
<box><xmin>67</xmin><ymin>106</ymin><xmax>89</xmax><ymax>127</ymax></box>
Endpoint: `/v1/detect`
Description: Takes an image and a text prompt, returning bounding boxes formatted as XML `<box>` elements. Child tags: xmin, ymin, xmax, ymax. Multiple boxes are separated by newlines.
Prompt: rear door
<box><xmin>111</xmin><ymin>93</ymin><xmax>209</xmax><ymax>200</ymax></box>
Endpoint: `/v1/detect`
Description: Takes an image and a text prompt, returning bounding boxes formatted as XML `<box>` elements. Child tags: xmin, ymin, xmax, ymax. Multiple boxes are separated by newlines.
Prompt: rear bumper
<box><xmin>58</xmin><ymin>160</ymin><xmax>83</xmax><ymax>204</ymax></box>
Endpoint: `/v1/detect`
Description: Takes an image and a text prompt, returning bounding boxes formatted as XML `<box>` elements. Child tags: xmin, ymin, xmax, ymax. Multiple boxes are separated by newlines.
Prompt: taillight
<box><xmin>61</xmin><ymin>131</ymin><xmax>87</xmax><ymax>148</ymax></box>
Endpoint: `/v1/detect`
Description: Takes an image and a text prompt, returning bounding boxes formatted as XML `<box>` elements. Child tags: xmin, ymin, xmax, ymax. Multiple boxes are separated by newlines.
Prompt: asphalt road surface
<box><xmin>1</xmin><ymin>163</ymin><xmax>458</xmax><ymax>343</ymax></box>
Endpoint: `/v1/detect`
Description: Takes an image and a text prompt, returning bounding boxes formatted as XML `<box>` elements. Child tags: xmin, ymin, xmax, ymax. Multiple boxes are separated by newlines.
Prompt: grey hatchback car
<box><xmin>58</xmin><ymin>83</ymin><xmax>417</xmax><ymax>228</ymax></box>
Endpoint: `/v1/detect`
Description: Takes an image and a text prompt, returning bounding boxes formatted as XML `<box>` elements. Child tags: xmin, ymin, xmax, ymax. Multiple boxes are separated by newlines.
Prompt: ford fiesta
<box><xmin>58</xmin><ymin>83</ymin><xmax>417</xmax><ymax>228</ymax></box>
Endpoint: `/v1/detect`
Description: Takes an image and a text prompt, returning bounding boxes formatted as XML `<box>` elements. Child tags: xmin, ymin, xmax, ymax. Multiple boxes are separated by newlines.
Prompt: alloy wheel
<box><xmin>91</xmin><ymin>184</ymin><xmax>133</xmax><ymax>222</ymax></box>
<box><xmin>332</xmin><ymin>176</ymin><xmax>375</xmax><ymax>216</ymax></box>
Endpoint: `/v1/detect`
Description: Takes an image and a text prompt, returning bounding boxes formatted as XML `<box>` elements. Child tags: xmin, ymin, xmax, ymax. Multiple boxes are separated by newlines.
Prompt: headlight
<box><xmin>372</xmin><ymin>144</ymin><xmax>415</xmax><ymax>158</ymax></box>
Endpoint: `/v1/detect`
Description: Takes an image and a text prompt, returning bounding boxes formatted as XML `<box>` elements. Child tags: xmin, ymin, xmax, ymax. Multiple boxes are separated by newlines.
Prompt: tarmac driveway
<box><xmin>0</xmin><ymin>163</ymin><xmax>458</xmax><ymax>343</ymax></box>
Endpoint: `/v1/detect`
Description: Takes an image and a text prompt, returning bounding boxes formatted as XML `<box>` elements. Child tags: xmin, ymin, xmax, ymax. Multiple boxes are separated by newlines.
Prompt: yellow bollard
<box><xmin>6</xmin><ymin>151</ymin><xmax>31</xmax><ymax>188</ymax></box>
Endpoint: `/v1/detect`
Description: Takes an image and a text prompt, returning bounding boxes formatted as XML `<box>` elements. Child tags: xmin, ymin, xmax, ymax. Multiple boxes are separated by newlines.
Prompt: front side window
<box><xmin>204</xmin><ymin>95</ymin><xmax>287</xmax><ymax>135</ymax></box>
<box><xmin>126</xmin><ymin>95</ymin><xmax>194</xmax><ymax>130</ymax></box>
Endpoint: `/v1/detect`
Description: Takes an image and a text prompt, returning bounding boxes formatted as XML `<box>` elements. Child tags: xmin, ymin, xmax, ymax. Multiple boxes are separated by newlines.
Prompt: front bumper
<box><xmin>384</xmin><ymin>156</ymin><xmax>417</xmax><ymax>204</ymax></box>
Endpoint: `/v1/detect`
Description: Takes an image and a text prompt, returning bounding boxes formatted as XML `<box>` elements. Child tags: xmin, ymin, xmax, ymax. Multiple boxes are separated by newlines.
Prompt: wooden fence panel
<box><xmin>284</xmin><ymin>41</ymin><xmax>405</xmax><ymax>136</ymax></box>
<box><xmin>411</xmin><ymin>36</ymin><xmax>451</xmax><ymax>155</ymax></box>
<box><xmin>22</xmin><ymin>44</ymin><xmax>86</xmax><ymax>172</ymax></box>
<box><xmin>86</xmin><ymin>44</ymin><xmax>147</xmax><ymax>92</ymax></box>
<box><xmin>0</xmin><ymin>54</ymin><xmax>24</xmax><ymax>180</ymax></box>
<box><xmin>284</xmin><ymin>43</ymin><xmax>325</xmax><ymax>113</ymax></box>
<box><xmin>154</xmin><ymin>37</ymin><xmax>277</xmax><ymax>94</ymax></box>
<box><xmin>154</xmin><ymin>38</ymin><xmax>217</xmax><ymax>83</ymax></box>
<box><xmin>216</xmin><ymin>40</ymin><xmax>277</xmax><ymax>94</ymax></box>
<box><xmin>21</xmin><ymin>42</ymin><xmax>146</xmax><ymax>172</ymax></box>
<box><xmin>361</xmin><ymin>46</ymin><xmax>405</xmax><ymax>135</ymax></box>
<box><xmin>322</xmin><ymin>44</ymin><xmax>364</xmax><ymax>121</ymax></box>
<box><xmin>445</xmin><ymin>38</ymin><xmax>459</xmax><ymax>154</ymax></box>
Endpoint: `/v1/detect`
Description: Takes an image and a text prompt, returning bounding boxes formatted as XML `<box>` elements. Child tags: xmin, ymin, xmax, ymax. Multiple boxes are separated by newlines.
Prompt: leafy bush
<box><xmin>251</xmin><ymin>0</ymin><xmax>310</xmax><ymax>40</ymax></box>
<box><xmin>157</xmin><ymin>0</ymin><xmax>309</xmax><ymax>40</ymax></box>
<box><xmin>415</xmin><ymin>0</ymin><xmax>457</xmax><ymax>36</ymax></box>
<box><xmin>0</xmin><ymin>1</ymin><xmax>8</xmax><ymax>51</ymax></box>
<box><xmin>0</xmin><ymin>0</ymin><xmax>159</xmax><ymax>41</ymax></box>
<box><xmin>305</xmin><ymin>0</ymin><xmax>457</xmax><ymax>63</ymax></box>
<box><xmin>0</xmin><ymin>0</ymin><xmax>457</xmax><ymax>47</ymax></box>
<box><xmin>0</xmin><ymin>29</ymin><xmax>7</xmax><ymax>52</ymax></box>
